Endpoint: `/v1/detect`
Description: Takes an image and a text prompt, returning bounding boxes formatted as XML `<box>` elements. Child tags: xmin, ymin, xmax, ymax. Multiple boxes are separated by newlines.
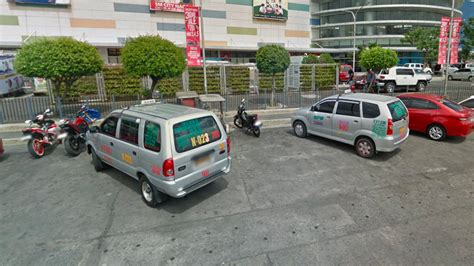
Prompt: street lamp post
<box><xmin>344</xmin><ymin>3</ymin><xmax>365</xmax><ymax>71</ymax></box>
<box><xmin>443</xmin><ymin>0</ymin><xmax>455</xmax><ymax>96</ymax></box>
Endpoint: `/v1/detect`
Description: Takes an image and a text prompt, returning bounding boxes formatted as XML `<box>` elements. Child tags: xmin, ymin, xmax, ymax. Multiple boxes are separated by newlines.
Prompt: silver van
<box><xmin>291</xmin><ymin>93</ymin><xmax>409</xmax><ymax>158</ymax></box>
<box><xmin>86</xmin><ymin>103</ymin><xmax>231</xmax><ymax>207</ymax></box>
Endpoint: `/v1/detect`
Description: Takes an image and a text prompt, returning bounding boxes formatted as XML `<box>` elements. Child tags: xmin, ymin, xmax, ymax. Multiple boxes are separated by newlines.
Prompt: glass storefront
<box><xmin>319</xmin><ymin>24</ymin><xmax>436</xmax><ymax>38</ymax></box>
<box><xmin>319</xmin><ymin>10</ymin><xmax>445</xmax><ymax>25</ymax></box>
<box><xmin>319</xmin><ymin>0</ymin><xmax>461</xmax><ymax>11</ymax></box>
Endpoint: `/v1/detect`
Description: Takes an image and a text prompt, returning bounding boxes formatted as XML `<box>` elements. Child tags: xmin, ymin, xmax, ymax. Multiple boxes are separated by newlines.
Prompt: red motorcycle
<box><xmin>60</xmin><ymin>105</ymin><xmax>100</xmax><ymax>156</ymax></box>
<box><xmin>22</xmin><ymin>109</ymin><xmax>62</xmax><ymax>159</ymax></box>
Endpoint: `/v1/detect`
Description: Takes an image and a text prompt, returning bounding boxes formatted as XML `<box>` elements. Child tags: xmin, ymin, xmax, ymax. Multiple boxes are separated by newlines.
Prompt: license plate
<box><xmin>194</xmin><ymin>155</ymin><xmax>210</xmax><ymax>166</ymax></box>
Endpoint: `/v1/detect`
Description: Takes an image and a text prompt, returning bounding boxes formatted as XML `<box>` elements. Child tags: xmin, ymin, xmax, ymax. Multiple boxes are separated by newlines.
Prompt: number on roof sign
<box><xmin>141</xmin><ymin>99</ymin><xmax>156</xmax><ymax>105</ymax></box>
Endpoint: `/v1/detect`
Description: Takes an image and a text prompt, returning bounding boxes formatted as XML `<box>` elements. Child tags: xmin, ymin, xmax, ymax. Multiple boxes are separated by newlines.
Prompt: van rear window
<box><xmin>387</xmin><ymin>100</ymin><xmax>408</xmax><ymax>122</ymax></box>
<box><xmin>173</xmin><ymin>116</ymin><xmax>221</xmax><ymax>153</ymax></box>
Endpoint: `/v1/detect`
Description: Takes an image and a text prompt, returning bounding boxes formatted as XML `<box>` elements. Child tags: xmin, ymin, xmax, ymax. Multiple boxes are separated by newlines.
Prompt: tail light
<box><xmin>226</xmin><ymin>136</ymin><xmax>231</xmax><ymax>156</ymax></box>
<box><xmin>387</xmin><ymin>119</ymin><xmax>393</xmax><ymax>136</ymax></box>
<box><xmin>163</xmin><ymin>158</ymin><xmax>175</xmax><ymax>179</ymax></box>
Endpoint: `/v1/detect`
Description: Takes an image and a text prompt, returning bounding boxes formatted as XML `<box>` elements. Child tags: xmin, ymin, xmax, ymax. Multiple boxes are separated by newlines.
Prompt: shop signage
<box><xmin>184</xmin><ymin>5</ymin><xmax>202</xmax><ymax>67</ymax></box>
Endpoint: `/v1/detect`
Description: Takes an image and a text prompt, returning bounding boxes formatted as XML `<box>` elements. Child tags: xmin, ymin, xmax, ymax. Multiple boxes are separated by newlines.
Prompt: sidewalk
<box><xmin>0</xmin><ymin>107</ymin><xmax>297</xmax><ymax>146</ymax></box>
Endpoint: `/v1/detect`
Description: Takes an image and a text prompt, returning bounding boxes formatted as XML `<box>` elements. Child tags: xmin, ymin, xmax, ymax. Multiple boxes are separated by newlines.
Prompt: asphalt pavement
<box><xmin>0</xmin><ymin>126</ymin><xmax>473</xmax><ymax>265</ymax></box>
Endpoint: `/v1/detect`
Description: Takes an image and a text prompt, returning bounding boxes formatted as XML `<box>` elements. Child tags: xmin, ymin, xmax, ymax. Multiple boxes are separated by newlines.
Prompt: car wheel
<box><xmin>91</xmin><ymin>148</ymin><xmax>105</xmax><ymax>172</ymax></box>
<box><xmin>140</xmin><ymin>177</ymin><xmax>167</xmax><ymax>208</ymax></box>
<box><xmin>293</xmin><ymin>121</ymin><xmax>307</xmax><ymax>138</ymax></box>
<box><xmin>448</xmin><ymin>75</ymin><xmax>453</xmax><ymax>81</ymax></box>
<box><xmin>355</xmin><ymin>137</ymin><xmax>375</xmax><ymax>159</ymax></box>
<box><xmin>384</xmin><ymin>82</ymin><xmax>395</xmax><ymax>93</ymax></box>
<box><xmin>416</xmin><ymin>81</ymin><xmax>426</xmax><ymax>92</ymax></box>
<box><xmin>427</xmin><ymin>124</ymin><xmax>446</xmax><ymax>141</ymax></box>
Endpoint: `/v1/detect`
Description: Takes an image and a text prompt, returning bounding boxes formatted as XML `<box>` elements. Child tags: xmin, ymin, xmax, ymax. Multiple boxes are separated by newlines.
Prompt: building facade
<box><xmin>0</xmin><ymin>0</ymin><xmax>313</xmax><ymax>63</ymax></box>
<box><xmin>0</xmin><ymin>0</ymin><xmax>468</xmax><ymax>64</ymax></box>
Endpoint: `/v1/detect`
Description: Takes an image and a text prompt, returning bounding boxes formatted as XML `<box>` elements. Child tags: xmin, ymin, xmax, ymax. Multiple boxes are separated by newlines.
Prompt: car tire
<box><xmin>140</xmin><ymin>176</ymin><xmax>167</xmax><ymax>208</ymax></box>
<box><xmin>293</xmin><ymin>121</ymin><xmax>307</xmax><ymax>138</ymax></box>
<box><xmin>355</xmin><ymin>137</ymin><xmax>375</xmax><ymax>159</ymax></box>
<box><xmin>91</xmin><ymin>148</ymin><xmax>105</xmax><ymax>172</ymax></box>
<box><xmin>427</xmin><ymin>124</ymin><xmax>446</xmax><ymax>141</ymax></box>
<box><xmin>448</xmin><ymin>75</ymin><xmax>453</xmax><ymax>81</ymax></box>
<box><xmin>384</xmin><ymin>82</ymin><xmax>396</xmax><ymax>93</ymax></box>
<box><xmin>416</xmin><ymin>81</ymin><xmax>427</xmax><ymax>92</ymax></box>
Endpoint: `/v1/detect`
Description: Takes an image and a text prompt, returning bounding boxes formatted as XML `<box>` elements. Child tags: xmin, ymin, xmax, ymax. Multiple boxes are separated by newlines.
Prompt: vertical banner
<box><xmin>437</xmin><ymin>17</ymin><xmax>450</xmax><ymax>65</ymax></box>
<box><xmin>184</xmin><ymin>5</ymin><xmax>202</xmax><ymax>67</ymax></box>
<box><xmin>450</xmin><ymin>17</ymin><xmax>462</xmax><ymax>65</ymax></box>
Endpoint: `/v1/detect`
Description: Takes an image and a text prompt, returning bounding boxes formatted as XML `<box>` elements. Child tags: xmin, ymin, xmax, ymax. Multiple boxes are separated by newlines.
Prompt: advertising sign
<box><xmin>253</xmin><ymin>0</ymin><xmax>288</xmax><ymax>21</ymax></box>
<box><xmin>184</xmin><ymin>5</ymin><xmax>202</xmax><ymax>67</ymax></box>
<box><xmin>437</xmin><ymin>17</ymin><xmax>450</xmax><ymax>65</ymax></box>
<box><xmin>150</xmin><ymin>0</ymin><xmax>193</xmax><ymax>12</ymax></box>
<box><xmin>450</xmin><ymin>17</ymin><xmax>462</xmax><ymax>64</ymax></box>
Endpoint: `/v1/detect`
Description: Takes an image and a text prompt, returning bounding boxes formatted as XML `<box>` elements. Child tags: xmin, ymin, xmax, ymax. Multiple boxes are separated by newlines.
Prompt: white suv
<box><xmin>377</xmin><ymin>67</ymin><xmax>431</xmax><ymax>93</ymax></box>
<box><xmin>403</xmin><ymin>63</ymin><xmax>432</xmax><ymax>74</ymax></box>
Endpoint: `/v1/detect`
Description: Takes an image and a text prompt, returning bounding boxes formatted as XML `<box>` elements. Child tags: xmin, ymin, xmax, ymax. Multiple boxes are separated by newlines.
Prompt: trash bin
<box><xmin>176</xmin><ymin>91</ymin><xmax>198</xmax><ymax>107</ymax></box>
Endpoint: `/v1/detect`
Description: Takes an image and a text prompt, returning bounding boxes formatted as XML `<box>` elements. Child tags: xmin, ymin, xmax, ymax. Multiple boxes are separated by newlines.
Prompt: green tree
<box><xmin>14</xmin><ymin>37</ymin><xmax>103</xmax><ymax>99</ymax></box>
<box><xmin>302</xmin><ymin>53</ymin><xmax>335</xmax><ymax>64</ymax></box>
<box><xmin>121</xmin><ymin>35</ymin><xmax>186</xmax><ymax>98</ymax></box>
<box><xmin>460</xmin><ymin>17</ymin><xmax>474</xmax><ymax>62</ymax></box>
<box><xmin>401</xmin><ymin>27</ymin><xmax>439</xmax><ymax>65</ymax></box>
<box><xmin>359</xmin><ymin>46</ymin><xmax>398</xmax><ymax>72</ymax></box>
<box><xmin>256</xmin><ymin>45</ymin><xmax>290</xmax><ymax>106</ymax></box>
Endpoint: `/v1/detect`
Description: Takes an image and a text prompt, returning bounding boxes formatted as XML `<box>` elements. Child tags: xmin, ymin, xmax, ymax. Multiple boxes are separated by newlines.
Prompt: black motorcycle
<box><xmin>233</xmin><ymin>99</ymin><xmax>262</xmax><ymax>137</ymax></box>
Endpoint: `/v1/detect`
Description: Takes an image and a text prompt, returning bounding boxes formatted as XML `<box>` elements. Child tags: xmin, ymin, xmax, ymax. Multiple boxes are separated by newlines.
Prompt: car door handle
<box><xmin>354</xmin><ymin>120</ymin><xmax>359</xmax><ymax>123</ymax></box>
<box><xmin>326</xmin><ymin>116</ymin><xmax>331</xmax><ymax>119</ymax></box>
<box><xmin>110</xmin><ymin>142</ymin><xmax>114</xmax><ymax>146</ymax></box>
<box><xmin>132</xmin><ymin>151</ymin><xmax>137</xmax><ymax>156</ymax></box>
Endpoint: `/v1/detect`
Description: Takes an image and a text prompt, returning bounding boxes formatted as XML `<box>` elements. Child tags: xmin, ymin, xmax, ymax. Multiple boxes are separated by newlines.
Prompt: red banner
<box><xmin>437</xmin><ymin>17</ymin><xmax>450</xmax><ymax>65</ymax></box>
<box><xmin>450</xmin><ymin>17</ymin><xmax>462</xmax><ymax>64</ymax></box>
<box><xmin>184</xmin><ymin>5</ymin><xmax>202</xmax><ymax>67</ymax></box>
<box><xmin>150</xmin><ymin>0</ymin><xmax>186</xmax><ymax>12</ymax></box>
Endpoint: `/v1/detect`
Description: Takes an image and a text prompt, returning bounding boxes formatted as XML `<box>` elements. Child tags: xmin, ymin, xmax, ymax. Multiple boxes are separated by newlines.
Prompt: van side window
<box><xmin>119</xmin><ymin>117</ymin><xmax>140</xmax><ymax>145</ymax></box>
<box><xmin>101</xmin><ymin>116</ymin><xmax>118</xmax><ymax>137</ymax></box>
<box><xmin>362</xmin><ymin>102</ymin><xmax>380</xmax><ymax>118</ymax></box>
<box><xmin>144</xmin><ymin>121</ymin><xmax>161</xmax><ymax>152</ymax></box>
<box><xmin>315</xmin><ymin>101</ymin><xmax>335</xmax><ymax>113</ymax></box>
<box><xmin>336</xmin><ymin>102</ymin><xmax>360</xmax><ymax>117</ymax></box>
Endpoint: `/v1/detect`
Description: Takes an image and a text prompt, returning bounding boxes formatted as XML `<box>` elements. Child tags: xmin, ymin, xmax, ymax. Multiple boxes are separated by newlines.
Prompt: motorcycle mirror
<box><xmin>241</xmin><ymin>99</ymin><xmax>245</xmax><ymax>103</ymax></box>
<box><xmin>44</xmin><ymin>108</ymin><xmax>51</xmax><ymax>114</ymax></box>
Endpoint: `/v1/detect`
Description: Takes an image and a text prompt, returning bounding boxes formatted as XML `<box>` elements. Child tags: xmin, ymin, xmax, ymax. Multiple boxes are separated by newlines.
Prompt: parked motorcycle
<box><xmin>60</xmin><ymin>105</ymin><xmax>100</xmax><ymax>157</ymax></box>
<box><xmin>233</xmin><ymin>99</ymin><xmax>262</xmax><ymax>137</ymax></box>
<box><xmin>22</xmin><ymin>109</ymin><xmax>62</xmax><ymax>159</ymax></box>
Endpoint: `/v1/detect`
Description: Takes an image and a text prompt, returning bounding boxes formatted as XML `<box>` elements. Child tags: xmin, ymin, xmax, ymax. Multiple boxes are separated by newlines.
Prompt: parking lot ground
<box><xmin>0</xmin><ymin>127</ymin><xmax>473</xmax><ymax>265</ymax></box>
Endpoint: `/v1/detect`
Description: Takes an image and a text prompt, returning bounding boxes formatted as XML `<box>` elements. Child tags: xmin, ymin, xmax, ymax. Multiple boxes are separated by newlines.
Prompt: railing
<box><xmin>0</xmin><ymin>86</ymin><xmax>472</xmax><ymax>124</ymax></box>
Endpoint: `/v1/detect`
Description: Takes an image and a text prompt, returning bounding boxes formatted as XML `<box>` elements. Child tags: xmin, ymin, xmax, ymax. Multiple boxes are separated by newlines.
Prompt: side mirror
<box><xmin>89</xmin><ymin>126</ymin><xmax>100</xmax><ymax>133</ymax></box>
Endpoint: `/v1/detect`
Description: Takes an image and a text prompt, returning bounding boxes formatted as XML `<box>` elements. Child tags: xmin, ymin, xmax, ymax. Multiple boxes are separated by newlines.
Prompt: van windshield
<box><xmin>173</xmin><ymin>116</ymin><xmax>222</xmax><ymax>153</ymax></box>
<box><xmin>387</xmin><ymin>100</ymin><xmax>408</xmax><ymax>122</ymax></box>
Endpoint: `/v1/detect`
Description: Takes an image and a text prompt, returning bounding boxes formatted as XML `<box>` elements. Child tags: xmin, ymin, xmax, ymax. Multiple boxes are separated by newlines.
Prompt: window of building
<box><xmin>107</xmin><ymin>48</ymin><xmax>121</xmax><ymax>64</ymax></box>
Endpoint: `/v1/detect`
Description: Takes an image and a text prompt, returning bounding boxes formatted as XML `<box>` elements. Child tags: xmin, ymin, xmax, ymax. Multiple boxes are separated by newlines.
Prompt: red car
<box><xmin>397</xmin><ymin>93</ymin><xmax>473</xmax><ymax>140</ymax></box>
<box><xmin>339</xmin><ymin>64</ymin><xmax>353</xmax><ymax>83</ymax></box>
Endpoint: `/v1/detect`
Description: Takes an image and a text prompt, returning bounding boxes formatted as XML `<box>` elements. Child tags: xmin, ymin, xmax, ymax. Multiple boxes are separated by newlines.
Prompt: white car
<box><xmin>459</xmin><ymin>96</ymin><xmax>474</xmax><ymax>110</ymax></box>
<box><xmin>403</xmin><ymin>63</ymin><xmax>432</xmax><ymax>74</ymax></box>
<box><xmin>414</xmin><ymin>69</ymin><xmax>432</xmax><ymax>82</ymax></box>
<box><xmin>377</xmin><ymin>67</ymin><xmax>430</xmax><ymax>93</ymax></box>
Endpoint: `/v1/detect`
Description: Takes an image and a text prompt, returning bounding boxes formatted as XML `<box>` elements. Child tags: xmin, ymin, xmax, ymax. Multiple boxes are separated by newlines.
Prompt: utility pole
<box><xmin>199</xmin><ymin>0</ymin><xmax>208</xmax><ymax>94</ymax></box>
<box><xmin>443</xmin><ymin>0</ymin><xmax>455</xmax><ymax>96</ymax></box>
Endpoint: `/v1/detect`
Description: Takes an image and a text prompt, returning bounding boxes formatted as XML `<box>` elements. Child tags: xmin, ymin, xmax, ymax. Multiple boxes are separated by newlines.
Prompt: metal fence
<box><xmin>0</xmin><ymin>86</ymin><xmax>472</xmax><ymax>124</ymax></box>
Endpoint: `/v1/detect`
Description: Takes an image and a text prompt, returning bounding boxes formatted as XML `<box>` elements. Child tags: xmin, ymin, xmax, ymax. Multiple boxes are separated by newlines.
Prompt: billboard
<box><xmin>184</xmin><ymin>5</ymin><xmax>202</xmax><ymax>67</ymax></box>
<box><xmin>150</xmin><ymin>0</ymin><xmax>193</xmax><ymax>13</ymax></box>
<box><xmin>253</xmin><ymin>0</ymin><xmax>288</xmax><ymax>21</ymax></box>
<box><xmin>10</xmin><ymin>0</ymin><xmax>70</xmax><ymax>5</ymax></box>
